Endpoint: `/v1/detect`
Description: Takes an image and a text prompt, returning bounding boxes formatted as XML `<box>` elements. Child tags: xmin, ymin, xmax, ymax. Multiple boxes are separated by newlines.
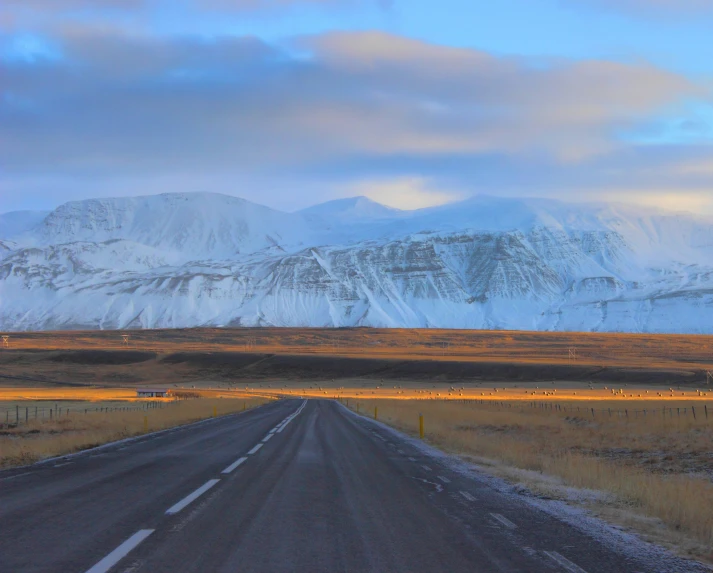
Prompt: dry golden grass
<box><xmin>346</xmin><ymin>397</ymin><xmax>713</xmax><ymax>555</ymax></box>
<box><xmin>0</xmin><ymin>387</ymin><xmax>138</xmax><ymax>402</ymax></box>
<box><xmin>0</xmin><ymin>396</ymin><xmax>270</xmax><ymax>468</ymax></box>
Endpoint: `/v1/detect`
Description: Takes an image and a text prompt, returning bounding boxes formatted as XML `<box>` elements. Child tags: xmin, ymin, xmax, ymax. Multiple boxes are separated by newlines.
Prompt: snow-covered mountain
<box><xmin>2</xmin><ymin>192</ymin><xmax>713</xmax><ymax>333</ymax></box>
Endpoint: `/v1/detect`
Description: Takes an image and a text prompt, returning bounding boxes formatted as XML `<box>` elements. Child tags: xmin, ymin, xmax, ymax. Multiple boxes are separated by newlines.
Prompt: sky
<box><xmin>1</xmin><ymin>0</ymin><xmax>713</xmax><ymax>214</ymax></box>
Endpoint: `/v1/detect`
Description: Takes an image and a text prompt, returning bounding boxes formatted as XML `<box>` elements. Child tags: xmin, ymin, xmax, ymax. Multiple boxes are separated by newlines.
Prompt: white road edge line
<box><xmin>437</xmin><ymin>475</ymin><xmax>451</xmax><ymax>483</ymax></box>
<box><xmin>222</xmin><ymin>457</ymin><xmax>247</xmax><ymax>474</ymax></box>
<box><xmin>0</xmin><ymin>471</ymin><xmax>34</xmax><ymax>481</ymax></box>
<box><xmin>543</xmin><ymin>551</ymin><xmax>589</xmax><ymax>573</ymax></box>
<box><xmin>490</xmin><ymin>513</ymin><xmax>517</xmax><ymax>529</ymax></box>
<box><xmin>421</xmin><ymin>465</ymin><xmax>432</xmax><ymax>471</ymax></box>
<box><xmin>84</xmin><ymin>529</ymin><xmax>154</xmax><ymax>573</ymax></box>
<box><xmin>262</xmin><ymin>433</ymin><xmax>273</xmax><ymax>443</ymax></box>
<box><xmin>248</xmin><ymin>443</ymin><xmax>263</xmax><ymax>455</ymax></box>
<box><xmin>408</xmin><ymin>457</ymin><xmax>417</xmax><ymax>462</ymax></box>
<box><xmin>165</xmin><ymin>479</ymin><xmax>220</xmax><ymax>515</ymax></box>
<box><xmin>459</xmin><ymin>491</ymin><xmax>476</xmax><ymax>502</ymax></box>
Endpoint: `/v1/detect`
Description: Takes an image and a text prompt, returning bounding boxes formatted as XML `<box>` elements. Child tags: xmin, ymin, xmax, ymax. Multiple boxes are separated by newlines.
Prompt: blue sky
<box><xmin>1</xmin><ymin>0</ymin><xmax>712</xmax><ymax>214</ymax></box>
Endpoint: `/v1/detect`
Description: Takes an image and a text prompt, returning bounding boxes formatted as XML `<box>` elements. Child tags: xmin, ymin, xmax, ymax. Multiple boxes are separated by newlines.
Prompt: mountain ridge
<box><xmin>2</xmin><ymin>192</ymin><xmax>712</xmax><ymax>333</ymax></box>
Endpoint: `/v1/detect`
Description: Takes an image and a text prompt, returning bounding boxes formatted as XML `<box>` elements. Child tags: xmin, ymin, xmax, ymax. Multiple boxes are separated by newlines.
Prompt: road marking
<box><xmin>408</xmin><ymin>457</ymin><xmax>417</xmax><ymax>462</ymax></box>
<box><xmin>397</xmin><ymin>449</ymin><xmax>405</xmax><ymax>454</ymax></box>
<box><xmin>276</xmin><ymin>401</ymin><xmax>306</xmax><ymax>433</ymax></box>
<box><xmin>262</xmin><ymin>433</ymin><xmax>273</xmax><ymax>443</ymax></box>
<box><xmin>460</xmin><ymin>491</ymin><xmax>477</xmax><ymax>502</ymax></box>
<box><xmin>248</xmin><ymin>443</ymin><xmax>263</xmax><ymax>455</ymax></box>
<box><xmin>84</xmin><ymin>529</ymin><xmax>154</xmax><ymax>573</ymax></box>
<box><xmin>421</xmin><ymin>465</ymin><xmax>432</xmax><ymax>471</ymax></box>
<box><xmin>54</xmin><ymin>462</ymin><xmax>73</xmax><ymax>468</ymax></box>
<box><xmin>543</xmin><ymin>551</ymin><xmax>588</xmax><ymax>573</ymax></box>
<box><xmin>221</xmin><ymin>457</ymin><xmax>247</xmax><ymax>474</ymax></box>
<box><xmin>165</xmin><ymin>480</ymin><xmax>220</xmax><ymax>515</ymax></box>
<box><xmin>490</xmin><ymin>513</ymin><xmax>517</xmax><ymax>529</ymax></box>
<box><xmin>0</xmin><ymin>471</ymin><xmax>34</xmax><ymax>481</ymax></box>
<box><xmin>437</xmin><ymin>475</ymin><xmax>451</xmax><ymax>483</ymax></box>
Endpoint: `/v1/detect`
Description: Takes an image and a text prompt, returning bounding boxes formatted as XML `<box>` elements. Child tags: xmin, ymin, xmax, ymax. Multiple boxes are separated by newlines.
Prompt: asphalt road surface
<box><xmin>0</xmin><ymin>399</ymin><xmax>697</xmax><ymax>573</ymax></box>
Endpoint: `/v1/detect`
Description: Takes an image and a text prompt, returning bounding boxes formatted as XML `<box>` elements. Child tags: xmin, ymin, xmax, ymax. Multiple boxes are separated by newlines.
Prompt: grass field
<box><xmin>0</xmin><ymin>394</ymin><xmax>271</xmax><ymax>468</ymax></box>
<box><xmin>343</xmin><ymin>396</ymin><xmax>713</xmax><ymax>560</ymax></box>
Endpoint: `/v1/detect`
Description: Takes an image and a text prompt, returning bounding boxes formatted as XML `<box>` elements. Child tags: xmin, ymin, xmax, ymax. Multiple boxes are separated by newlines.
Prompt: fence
<box><xmin>421</xmin><ymin>397</ymin><xmax>711</xmax><ymax>421</ymax></box>
<box><xmin>1</xmin><ymin>399</ymin><xmax>180</xmax><ymax>429</ymax></box>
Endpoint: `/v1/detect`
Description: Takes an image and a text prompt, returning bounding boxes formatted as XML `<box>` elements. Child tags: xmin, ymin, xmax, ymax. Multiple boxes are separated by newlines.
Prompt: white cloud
<box><xmin>349</xmin><ymin>177</ymin><xmax>463</xmax><ymax>210</ymax></box>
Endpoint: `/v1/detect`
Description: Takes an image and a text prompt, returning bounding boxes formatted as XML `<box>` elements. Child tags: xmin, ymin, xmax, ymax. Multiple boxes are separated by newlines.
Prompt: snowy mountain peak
<box><xmin>28</xmin><ymin>192</ymin><xmax>315</xmax><ymax>259</ymax></box>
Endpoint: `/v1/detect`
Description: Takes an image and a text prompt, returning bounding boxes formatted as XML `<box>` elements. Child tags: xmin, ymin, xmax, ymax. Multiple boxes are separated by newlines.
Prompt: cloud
<box><xmin>0</xmin><ymin>28</ymin><xmax>710</xmax><ymax>212</ymax></box>
<box><xmin>347</xmin><ymin>177</ymin><xmax>463</xmax><ymax>209</ymax></box>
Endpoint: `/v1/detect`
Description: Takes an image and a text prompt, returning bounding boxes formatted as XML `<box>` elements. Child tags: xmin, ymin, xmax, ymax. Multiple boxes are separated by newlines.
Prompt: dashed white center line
<box><xmin>277</xmin><ymin>420</ymin><xmax>292</xmax><ymax>433</ymax></box>
<box><xmin>421</xmin><ymin>465</ymin><xmax>432</xmax><ymax>471</ymax></box>
<box><xmin>397</xmin><ymin>449</ymin><xmax>405</xmax><ymax>455</ymax></box>
<box><xmin>248</xmin><ymin>443</ymin><xmax>263</xmax><ymax>455</ymax></box>
<box><xmin>408</xmin><ymin>457</ymin><xmax>417</xmax><ymax>462</ymax></box>
<box><xmin>165</xmin><ymin>479</ymin><xmax>220</xmax><ymax>515</ymax></box>
<box><xmin>262</xmin><ymin>433</ymin><xmax>273</xmax><ymax>443</ymax></box>
<box><xmin>490</xmin><ymin>513</ymin><xmax>517</xmax><ymax>529</ymax></box>
<box><xmin>543</xmin><ymin>551</ymin><xmax>588</xmax><ymax>573</ymax></box>
<box><xmin>84</xmin><ymin>529</ymin><xmax>154</xmax><ymax>573</ymax></box>
<box><xmin>459</xmin><ymin>491</ymin><xmax>477</xmax><ymax>502</ymax></box>
<box><xmin>221</xmin><ymin>457</ymin><xmax>247</xmax><ymax>474</ymax></box>
<box><xmin>437</xmin><ymin>475</ymin><xmax>451</xmax><ymax>483</ymax></box>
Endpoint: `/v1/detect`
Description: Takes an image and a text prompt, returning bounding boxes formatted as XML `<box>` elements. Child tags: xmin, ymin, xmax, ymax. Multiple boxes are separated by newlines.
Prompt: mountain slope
<box><xmin>25</xmin><ymin>193</ymin><xmax>315</xmax><ymax>260</ymax></box>
<box><xmin>1</xmin><ymin>192</ymin><xmax>712</xmax><ymax>333</ymax></box>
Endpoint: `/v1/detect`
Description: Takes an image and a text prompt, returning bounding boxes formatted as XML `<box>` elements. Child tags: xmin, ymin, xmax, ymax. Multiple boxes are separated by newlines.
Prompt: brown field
<box><xmin>1</xmin><ymin>327</ymin><xmax>713</xmax><ymax>390</ymax></box>
<box><xmin>2</xmin><ymin>327</ymin><xmax>713</xmax><ymax>369</ymax></box>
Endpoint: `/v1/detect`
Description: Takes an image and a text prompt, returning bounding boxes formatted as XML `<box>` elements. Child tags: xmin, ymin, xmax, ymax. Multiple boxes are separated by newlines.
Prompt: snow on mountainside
<box><xmin>1</xmin><ymin>192</ymin><xmax>713</xmax><ymax>333</ymax></box>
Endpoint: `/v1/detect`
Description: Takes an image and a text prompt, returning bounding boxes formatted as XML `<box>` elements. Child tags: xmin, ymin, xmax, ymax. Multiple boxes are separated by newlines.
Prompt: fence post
<box><xmin>419</xmin><ymin>413</ymin><xmax>424</xmax><ymax>439</ymax></box>
<box><xmin>705</xmin><ymin>405</ymin><xmax>709</xmax><ymax>419</ymax></box>
<box><xmin>213</xmin><ymin>406</ymin><xmax>217</xmax><ymax>418</ymax></box>
<box><xmin>25</xmin><ymin>407</ymin><xmax>28</xmax><ymax>423</ymax></box>
<box><xmin>692</xmin><ymin>406</ymin><xmax>696</xmax><ymax>420</ymax></box>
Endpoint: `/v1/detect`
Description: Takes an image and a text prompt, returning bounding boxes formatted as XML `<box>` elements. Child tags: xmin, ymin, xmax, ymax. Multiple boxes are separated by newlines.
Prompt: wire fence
<box><xmin>1</xmin><ymin>399</ymin><xmax>179</xmax><ymax>429</ymax></box>
<box><xmin>427</xmin><ymin>398</ymin><xmax>712</xmax><ymax>421</ymax></box>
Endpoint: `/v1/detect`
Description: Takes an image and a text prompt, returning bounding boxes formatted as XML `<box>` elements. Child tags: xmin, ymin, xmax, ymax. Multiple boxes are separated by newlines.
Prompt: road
<box><xmin>0</xmin><ymin>399</ymin><xmax>697</xmax><ymax>573</ymax></box>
